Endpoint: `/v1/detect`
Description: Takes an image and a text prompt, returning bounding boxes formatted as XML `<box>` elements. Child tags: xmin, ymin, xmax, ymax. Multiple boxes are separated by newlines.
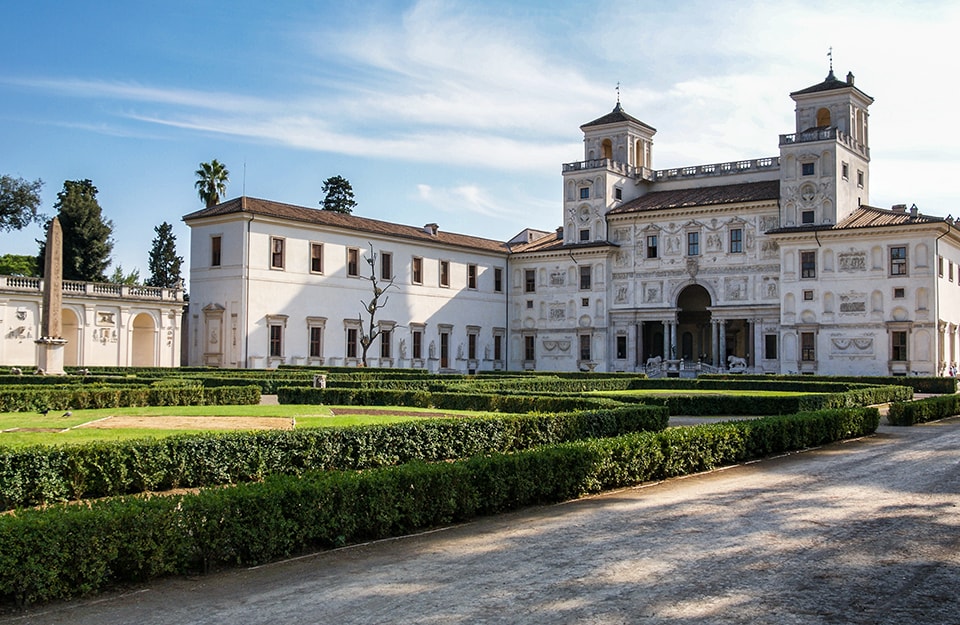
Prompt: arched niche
<box><xmin>132</xmin><ymin>312</ymin><xmax>157</xmax><ymax>367</ymax></box>
<box><xmin>816</xmin><ymin>107</ymin><xmax>831</xmax><ymax>127</ymax></box>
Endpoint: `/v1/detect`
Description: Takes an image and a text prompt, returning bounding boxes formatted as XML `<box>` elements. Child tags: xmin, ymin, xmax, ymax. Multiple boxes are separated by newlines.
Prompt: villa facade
<box><xmin>183</xmin><ymin>68</ymin><xmax>960</xmax><ymax>376</ymax></box>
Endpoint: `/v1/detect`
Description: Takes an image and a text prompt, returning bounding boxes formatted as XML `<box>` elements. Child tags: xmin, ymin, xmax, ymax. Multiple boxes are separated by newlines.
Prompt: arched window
<box><xmin>602</xmin><ymin>139</ymin><xmax>613</xmax><ymax>160</ymax></box>
<box><xmin>816</xmin><ymin>107</ymin><xmax>831</xmax><ymax>127</ymax></box>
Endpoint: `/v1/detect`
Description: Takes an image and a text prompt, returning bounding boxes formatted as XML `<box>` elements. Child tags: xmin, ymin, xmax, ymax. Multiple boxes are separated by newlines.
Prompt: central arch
<box><xmin>132</xmin><ymin>313</ymin><xmax>157</xmax><ymax>367</ymax></box>
<box><xmin>677</xmin><ymin>284</ymin><xmax>712</xmax><ymax>361</ymax></box>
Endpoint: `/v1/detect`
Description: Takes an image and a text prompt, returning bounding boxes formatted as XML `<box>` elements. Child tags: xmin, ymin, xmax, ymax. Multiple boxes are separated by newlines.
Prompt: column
<box><xmin>669</xmin><ymin>320</ymin><xmax>678</xmax><ymax>360</ymax></box>
<box><xmin>719</xmin><ymin>320</ymin><xmax>727</xmax><ymax>369</ymax></box>
<box><xmin>711</xmin><ymin>320</ymin><xmax>720</xmax><ymax>367</ymax></box>
<box><xmin>662</xmin><ymin>321</ymin><xmax>670</xmax><ymax>359</ymax></box>
<box><xmin>634</xmin><ymin>322</ymin><xmax>642</xmax><ymax>369</ymax></box>
<box><xmin>753</xmin><ymin>318</ymin><xmax>764</xmax><ymax>369</ymax></box>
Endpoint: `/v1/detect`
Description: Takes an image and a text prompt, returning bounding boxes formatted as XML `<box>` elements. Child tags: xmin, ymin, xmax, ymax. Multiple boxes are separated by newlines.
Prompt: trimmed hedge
<box><xmin>0</xmin><ymin>404</ymin><xmax>667</xmax><ymax>509</ymax></box>
<box><xmin>701</xmin><ymin>373</ymin><xmax>956</xmax><ymax>395</ymax></box>
<box><xmin>887</xmin><ymin>394</ymin><xmax>960</xmax><ymax>425</ymax></box>
<box><xmin>0</xmin><ymin>406</ymin><xmax>878</xmax><ymax>608</ymax></box>
<box><xmin>0</xmin><ymin>385</ymin><xmax>261</xmax><ymax>412</ymax></box>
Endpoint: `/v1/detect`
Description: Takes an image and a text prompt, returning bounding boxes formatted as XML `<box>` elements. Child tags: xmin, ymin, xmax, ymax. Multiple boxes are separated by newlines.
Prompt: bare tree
<box><xmin>358</xmin><ymin>243</ymin><xmax>397</xmax><ymax>367</ymax></box>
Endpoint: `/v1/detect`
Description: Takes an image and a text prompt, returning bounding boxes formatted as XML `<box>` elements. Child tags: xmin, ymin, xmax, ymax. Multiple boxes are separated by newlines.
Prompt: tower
<box><xmin>561</xmin><ymin>102</ymin><xmax>656</xmax><ymax>245</ymax></box>
<box><xmin>778</xmin><ymin>67</ymin><xmax>874</xmax><ymax>227</ymax></box>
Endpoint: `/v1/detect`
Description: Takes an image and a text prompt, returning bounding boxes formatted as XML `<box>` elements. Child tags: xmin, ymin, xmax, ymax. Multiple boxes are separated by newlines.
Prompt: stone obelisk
<box><xmin>36</xmin><ymin>217</ymin><xmax>67</xmax><ymax>375</ymax></box>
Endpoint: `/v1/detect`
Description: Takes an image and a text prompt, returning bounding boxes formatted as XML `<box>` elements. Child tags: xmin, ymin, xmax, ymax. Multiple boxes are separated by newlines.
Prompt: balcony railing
<box><xmin>0</xmin><ymin>275</ymin><xmax>184</xmax><ymax>302</ymax></box>
<box><xmin>651</xmin><ymin>156</ymin><xmax>779</xmax><ymax>181</ymax></box>
<box><xmin>780</xmin><ymin>127</ymin><xmax>869</xmax><ymax>158</ymax></box>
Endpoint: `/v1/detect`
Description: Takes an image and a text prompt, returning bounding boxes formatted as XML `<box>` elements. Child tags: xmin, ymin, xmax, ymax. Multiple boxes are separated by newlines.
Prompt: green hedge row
<box><xmin>0</xmin><ymin>404</ymin><xmax>667</xmax><ymax>509</ymax></box>
<box><xmin>887</xmin><ymin>394</ymin><xmax>960</xmax><ymax>426</ymax></box>
<box><xmin>0</xmin><ymin>385</ymin><xmax>261</xmax><ymax>412</ymax></box>
<box><xmin>0</xmin><ymin>406</ymin><xmax>878</xmax><ymax>608</ymax></box>
<box><xmin>701</xmin><ymin>373</ymin><xmax>956</xmax><ymax>395</ymax></box>
<box><xmin>277</xmin><ymin>386</ymin><xmax>627</xmax><ymax>412</ymax></box>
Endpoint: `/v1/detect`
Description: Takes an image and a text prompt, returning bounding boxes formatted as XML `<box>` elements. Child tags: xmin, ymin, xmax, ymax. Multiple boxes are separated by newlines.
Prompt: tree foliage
<box><xmin>38</xmin><ymin>179</ymin><xmax>114</xmax><ymax>282</ymax></box>
<box><xmin>146</xmin><ymin>221</ymin><xmax>184</xmax><ymax>288</ymax></box>
<box><xmin>0</xmin><ymin>174</ymin><xmax>44</xmax><ymax>231</ymax></box>
<box><xmin>321</xmin><ymin>175</ymin><xmax>357</xmax><ymax>214</ymax></box>
<box><xmin>195</xmin><ymin>160</ymin><xmax>230</xmax><ymax>208</ymax></box>
<box><xmin>0</xmin><ymin>254</ymin><xmax>39</xmax><ymax>277</ymax></box>
<box><xmin>109</xmin><ymin>265</ymin><xmax>141</xmax><ymax>285</ymax></box>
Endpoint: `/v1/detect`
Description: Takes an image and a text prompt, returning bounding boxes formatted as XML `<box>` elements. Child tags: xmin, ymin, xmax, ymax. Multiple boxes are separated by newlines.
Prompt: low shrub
<box><xmin>887</xmin><ymin>394</ymin><xmax>960</xmax><ymax>426</ymax></box>
<box><xmin>0</xmin><ymin>385</ymin><xmax>260</xmax><ymax>412</ymax></box>
<box><xmin>0</xmin><ymin>405</ymin><xmax>878</xmax><ymax>608</ymax></box>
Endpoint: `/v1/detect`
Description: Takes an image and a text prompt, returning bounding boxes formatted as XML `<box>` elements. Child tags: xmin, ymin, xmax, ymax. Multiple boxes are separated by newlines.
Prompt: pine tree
<box><xmin>38</xmin><ymin>179</ymin><xmax>114</xmax><ymax>282</ymax></box>
<box><xmin>146</xmin><ymin>221</ymin><xmax>184</xmax><ymax>288</ymax></box>
<box><xmin>321</xmin><ymin>175</ymin><xmax>357</xmax><ymax>214</ymax></box>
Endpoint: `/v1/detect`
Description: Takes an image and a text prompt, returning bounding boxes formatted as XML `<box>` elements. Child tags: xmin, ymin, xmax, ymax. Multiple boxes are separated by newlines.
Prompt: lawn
<box><xmin>0</xmin><ymin>404</ymin><xmax>474</xmax><ymax>448</ymax></box>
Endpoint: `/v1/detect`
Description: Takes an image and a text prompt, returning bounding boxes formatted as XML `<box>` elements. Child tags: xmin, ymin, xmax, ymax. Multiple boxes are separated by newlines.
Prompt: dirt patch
<box><xmin>74</xmin><ymin>416</ymin><xmax>295</xmax><ymax>431</ymax></box>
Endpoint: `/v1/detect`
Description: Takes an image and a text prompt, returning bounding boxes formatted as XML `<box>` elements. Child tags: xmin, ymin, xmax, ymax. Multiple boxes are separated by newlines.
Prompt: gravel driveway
<box><xmin>6</xmin><ymin>419</ymin><xmax>959</xmax><ymax>625</ymax></box>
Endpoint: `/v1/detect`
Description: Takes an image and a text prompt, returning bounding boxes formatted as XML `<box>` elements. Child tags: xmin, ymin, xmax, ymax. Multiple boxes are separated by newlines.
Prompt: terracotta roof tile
<box><xmin>183</xmin><ymin>197</ymin><xmax>510</xmax><ymax>254</ymax></box>
<box><xmin>608</xmin><ymin>180</ymin><xmax>780</xmax><ymax>215</ymax></box>
<box><xmin>767</xmin><ymin>205</ymin><xmax>944</xmax><ymax>235</ymax></box>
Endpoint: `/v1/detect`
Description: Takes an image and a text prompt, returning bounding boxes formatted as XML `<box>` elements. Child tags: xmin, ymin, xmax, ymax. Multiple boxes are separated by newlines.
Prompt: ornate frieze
<box><xmin>839</xmin><ymin>292</ymin><xmax>867</xmax><ymax>315</ymax></box>
<box><xmin>838</xmin><ymin>250</ymin><xmax>867</xmax><ymax>272</ymax></box>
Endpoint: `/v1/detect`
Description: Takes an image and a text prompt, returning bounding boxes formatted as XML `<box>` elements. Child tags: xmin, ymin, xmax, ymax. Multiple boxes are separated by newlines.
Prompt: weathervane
<box><xmin>616</xmin><ymin>81</ymin><xmax>621</xmax><ymax>104</ymax></box>
<box><xmin>828</xmin><ymin>46</ymin><xmax>833</xmax><ymax>72</ymax></box>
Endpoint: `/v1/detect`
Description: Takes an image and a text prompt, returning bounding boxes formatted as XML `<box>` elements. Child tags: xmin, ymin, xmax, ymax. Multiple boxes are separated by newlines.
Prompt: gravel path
<box><xmin>6</xmin><ymin>419</ymin><xmax>960</xmax><ymax>625</ymax></box>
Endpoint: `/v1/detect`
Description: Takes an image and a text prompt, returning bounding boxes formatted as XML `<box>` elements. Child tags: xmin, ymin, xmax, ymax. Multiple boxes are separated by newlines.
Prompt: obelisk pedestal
<box><xmin>36</xmin><ymin>217</ymin><xmax>67</xmax><ymax>375</ymax></box>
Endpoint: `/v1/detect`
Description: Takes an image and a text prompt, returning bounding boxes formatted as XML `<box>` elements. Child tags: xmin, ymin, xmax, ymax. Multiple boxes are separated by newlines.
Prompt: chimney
<box><xmin>910</xmin><ymin>204</ymin><xmax>918</xmax><ymax>218</ymax></box>
<box><xmin>555</xmin><ymin>226</ymin><xmax>564</xmax><ymax>238</ymax></box>
<box><xmin>892</xmin><ymin>204</ymin><xmax>907</xmax><ymax>213</ymax></box>
<box><xmin>424</xmin><ymin>223</ymin><xmax>439</xmax><ymax>236</ymax></box>
<box><xmin>846</xmin><ymin>71</ymin><xmax>855</xmax><ymax>86</ymax></box>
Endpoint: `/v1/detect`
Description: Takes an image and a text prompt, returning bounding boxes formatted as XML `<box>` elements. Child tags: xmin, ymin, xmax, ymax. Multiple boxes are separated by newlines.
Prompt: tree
<box><xmin>195</xmin><ymin>159</ymin><xmax>230</xmax><ymax>208</ymax></box>
<box><xmin>109</xmin><ymin>265</ymin><xmax>141</xmax><ymax>285</ymax></box>
<box><xmin>38</xmin><ymin>179</ymin><xmax>114</xmax><ymax>282</ymax></box>
<box><xmin>321</xmin><ymin>175</ymin><xmax>357</xmax><ymax>214</ymax></box>
<box><xmin>0</xmin><ymin>254</ymin><xmax>39</xmax><ymax>276</ymax></box>
<box><xmin>357</xmin><ymin>243</ymin><xmax>397</xmax><ymax>367</ymax></box>
<box><xmin>0</xmin><ymin>174</ymin><xmax>44</xmax><ymax>231</ymax></box>
<box><xmin>146</xmin><ymin>221</ymin><xmax>184</xmax><ymax>288</ymax></box>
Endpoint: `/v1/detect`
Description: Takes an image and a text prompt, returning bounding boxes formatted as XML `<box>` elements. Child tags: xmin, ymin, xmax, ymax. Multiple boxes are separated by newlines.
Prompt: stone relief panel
<box><xmin>838</xmin><ymin>249</ymin><xmax>867</xmax><ymax>272</ymax></box>
<box><xmin>614</xmin><ymin>250</ymin><xmax>631</xmax><ymax>268</ymax></box>
<box><xmin>829</xmin><ymin>335</ymin><xmax>874</xmax><ymax>356</ymax></box>
<box><xmin>761</xmin><ymin>240</ymin><xmax>779</xmax><ymax>259</ymax></box>
<box><xmin>759</xmin><ymin>215</ymin><xmax>779</xmax><ymax>232</ymax></box>
<box><xmin>549</xmin><ymin>270</ymin><xmax>565</xmax><ymax>287</ymax></box>
<box><xmin>725</xmin><ymin>277</ymin><xmax>748</xmax><ymax>301</ymax></box>
<box><xmin>614</xmin><ymin>283</ymin><xmax>630</xmax><ymax>305</ymax></box>
<box><xmin>613</xmin><ymin>227</ymin><xmax>632</xmax><ymax>243</ymax></box>
<box><xmin>838</xmin><ymin>292</ymin><xmax>867</xmax><ymax>316</ymax></box>
<box><xmin>642</xmin><ymin>282</ymin><xmax>662</xmax><ymax>304</ymax></box>
<box><xmin>549</xmin><ymin>305</ymin><xmax>566</xmax><ymax>322</ymax></box>
<box><xmin>706</xmin><ymin>233</ymin><xmax>723</xmax><ymax>252</ymax></box>
<box><xmin>762</xmin><ymin>277</ymin><xmax>778</xmax><ymax>300</ymax></box>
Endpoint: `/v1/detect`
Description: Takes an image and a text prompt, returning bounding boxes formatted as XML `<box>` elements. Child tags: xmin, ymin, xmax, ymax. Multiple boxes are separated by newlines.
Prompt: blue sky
<box><xmin>1</xmin><ymin>0</ymin><xmax>957</xmax><ymax>284</ymax></box>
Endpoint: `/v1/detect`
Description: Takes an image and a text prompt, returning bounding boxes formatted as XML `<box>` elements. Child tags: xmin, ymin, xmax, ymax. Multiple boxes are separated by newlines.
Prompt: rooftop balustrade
<box><xmin>0</xmin><ymin>275</ymin><xmax>184</xmax><ymax>302</ymax></box>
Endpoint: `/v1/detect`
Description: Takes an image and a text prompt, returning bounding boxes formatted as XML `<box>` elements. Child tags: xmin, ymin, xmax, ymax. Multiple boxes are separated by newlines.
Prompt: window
<box><xmin>579</xmin><ymin>187</ymin><xmax>590</xmax><ymax>199</ymax></box>
<box><xmin>939</xmin><ymin>256</ymin><xmax>944</xmax><ymax>278</ymax></box>
<box><xmin>346</xmin><ymin>328</ymin><xmax>358</xmax><ymax>359</ymax></box>
<box><xmin>764</xmin><ymin>334</ymin><xmax>778</xmax><ymax>360</ymax></box>
<box><xmin>842</xmin><ymin>162</ymin><xmax>849</xmax><ymax>180</ymax></box>
<box><xmin>647</xmin><ymin>235</ymin><xmax>658</xmax><ymax>259</ymax></box>
<box><xmin>467</xmin><ymin>264</ymin><xmax>478</xmax><ymax>289</ymax></box>
<box><xmin>729</xmin><ymin>228</ymin><xmax>743</xmax><ymax>253</ymax></box>
<box><xmin>310</xmin><ymin>243</ymin><xmax>323</xmax><ymax>273</ymax></box>
<box><xmin>494</xmin><ymin>267</ymin><xmax>503</xmax><ymax>293</ymax></box>
<box><xmin>211</xmin><ymin>235</ymin><xmax>222</xmax><ymax>267</ymax></box>
<box><xmin>579</xmin><ymin>229</ymin><xmax>590</xmax><ymax>242</ymax></box>
<box><xmin>801</xmin><ymin>332</ymin><xmax>816</xmax><ymax>361</ymax></box>
<box><xmin>270</xmin><ymin>237</ymin><xmax>285</xmax><ymax>270</ymax></box>
<box><xmin>380</xmin><ymin>252</ymin><xmax>392</xmax><ymax>281</ymax></box>
<box><xmin>579</xmin><ymin>334</ymin><xmax>591</xmax><ymax>361</ymax></box>
<box><xmin>493</xmin><ymin>334</ymin><xmax>503</xmax><ymax>361</ymax></box>
<box><xmin>439</xmin><ymin>260</ymin><xmax>450</xmax><ymax>287</ymax></box>
<box><xmin>526</xmin><ymin>300</ymin><xmax>534</xmax><ymax>309</ymax></box>
<box><xmin>803</xmin><ymin>290</ymin><xmax>814</xmax><ymax>301</ymax></box>
<box><xmin>347</xmin><ymin>248</ymin><xmax>360</xmax><ymax>277</ymax></box>
<box><xmin>581</xmin><ymin>297</ymin><xmax>589</xmax><ymax>307</ymax></box>
<box><xmin>616</xmin><ymin>335</ymin><xmax>627</xmax><ymax>359</ymax></box>
<box><xmin>857</xmin><ymin>170</ymin><xmax>864</xmax><ymax>187</ymax></box>
<box><xmin>468</xmin><ymin>333</ymin><xmax>477</xmax><ymax>360</ymax></box>
<box><xmin>801</xmin><ymin>210</ymin><xmax>815</xmax><ymax>224</ymax></box>
<box><xmin>412</xmin><ymin>329</ymin><xmax>423</xmax><ymax>359</ymax></box>
<box><xmin>524</xmin><ymin>269</ymin><xmax>536</xmax><ymax>293</ymax></box>
<box><xmin>890</xmin><ymin>246</ymin><xmax>907</xmax><ymax>276</ymax></box>
<box><xmin>579</xmin><ymin>265</ymin><xmax>592</xmax><ymax>290</ymax></box>
<box><xmin>269</xmin><ymin>324</ymin><xmax>283</xmax><ymax>357</ymax></box>
<box><xmin>309</xmin><ymin>326</ymin><xmax>323</xmax><ymax>358</ymax></box>
<box><xmin>614</xmin><ymin>187</ymin><xmax>622</xmax><ymax>200</ymax></box>
<box><xmin>440</xmin><ymin>331</ymin><xmax>450</xmax><ymax>368</ymax></box>
<box><xmin>802</xmin><ymin>162</ymin><xmax>815</xmax><ymax>176</ymax></box>
<box><xmin>412</xmin><ymin>257</ymin><xmax>423</xmax><ymax>284</ymax></box>
<box><xmin>524</xmin><ymin>335</ymin><xmax>535</xmax><ymax>361</ymax></box>
<box><xmin>801</xmin><ymin>251</ymin><xmax>817</xmax><ymax>279</ymax></box>
<box><xmin>380</xmin><ymin>329</ymin><xmax>391</xmax><ymax>359</ymax></box>
<box><xmin>893</xmin><ymin>287</ymin><xmax>905</xmax><ymax>299</ymax></box>
<box><xmin>951</xmin><ymin>262</ymin><xmax>954</xmax><ymax>282</ymax></box>
<box><xmin>687</xmin><ymin>232</ymin><xmax>699</xmax><ymax>256</ymax></box>
<box><xmin>891</xmin><ymin>331</ymin><xmax>908</xmax><ymax>361</ymax></box>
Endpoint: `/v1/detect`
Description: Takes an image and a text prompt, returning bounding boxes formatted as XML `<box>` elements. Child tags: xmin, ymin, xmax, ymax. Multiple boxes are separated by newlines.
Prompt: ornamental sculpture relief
<box><xmin>830</xmin><ymin>336</ymin><xmax>874</xmax><ymax>355</ymax></box>
<box><xmin>838</xmin><ymin>250</ymin><xmax>867</xmax><ymax>272</ymax></box>
<box><xmin>839</xmin><ymin>292</ymin><xmax>867</xmax><ymax>315</ymax></box>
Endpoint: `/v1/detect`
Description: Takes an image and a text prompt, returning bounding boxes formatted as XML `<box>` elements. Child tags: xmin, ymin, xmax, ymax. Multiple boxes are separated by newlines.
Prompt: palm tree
<box><xmin>195</xmin><ymin>160</ymin><xmax>230</xmax><ymax>208</ymax></box>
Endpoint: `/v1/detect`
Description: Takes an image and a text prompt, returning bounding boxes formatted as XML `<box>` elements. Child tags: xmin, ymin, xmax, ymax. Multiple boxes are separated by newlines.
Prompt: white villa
<box><xmin>183</xmin><ymin>68</ymin><xmax>960</xmax><ymax>376</ymax></box>
<box><xmin>0</xmin><ymin>276</ymin><xmax>185</xmax><ymax>368</ymax></box>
